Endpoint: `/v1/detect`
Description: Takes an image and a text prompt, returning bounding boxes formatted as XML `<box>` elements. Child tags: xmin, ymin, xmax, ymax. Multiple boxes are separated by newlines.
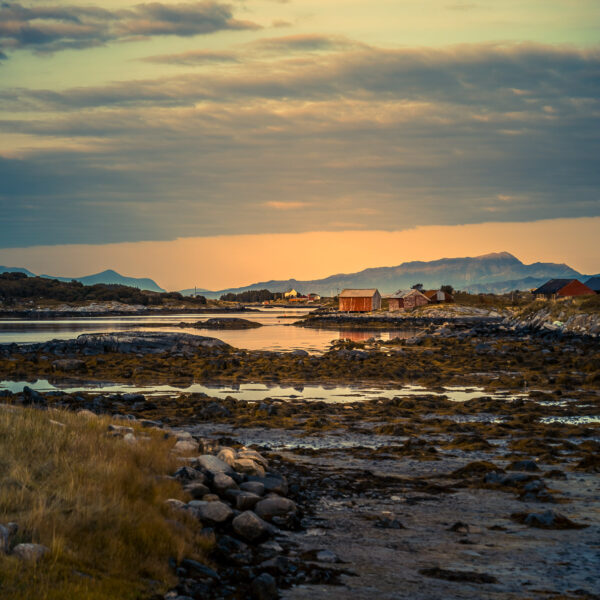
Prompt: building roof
<box><xmin>423</xmin><ymin>290</ymin><xmax>438</xmax><ymax>299</ymax></box>
<box><xmin>533</xmin><ymin>279</ymin><xmax>579</xmax><ymax>295</ymax></box>
<box><xmin>389</xmin><ymin>289</ymin><xmax>428</xmax><ymax>299</ymax></box>
<box><xmin>585</xmin><ymin>277</ymin><xmax>600</xmax><ymax>292</ymax></box>
<box><xmin>339</xmin><ymin>288</ymin><xmax>379</xmax><ymax>298</ymax></box>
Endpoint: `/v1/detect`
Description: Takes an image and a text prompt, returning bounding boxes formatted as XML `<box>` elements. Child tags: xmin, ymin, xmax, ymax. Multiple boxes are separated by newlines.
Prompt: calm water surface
<box><xmin>0</xmin><ymin>308</ymin><xmax>419</xmax><ymax>352</ymax></box>
<box><xmin>0</xmin><ymin>379</ymin><xmax>528</xmax><ymax>404</ymax></box>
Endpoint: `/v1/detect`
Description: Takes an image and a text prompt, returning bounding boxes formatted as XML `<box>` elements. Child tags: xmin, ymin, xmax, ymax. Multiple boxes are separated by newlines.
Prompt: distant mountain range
<box><xmin>0</xmin><ymin>267</ymin><xmax>165</xmax><ymax>293</ymax></box>
<box><xmin>184</xmin><ymin>252</ymin><xmax>595</xmax><ymax>298</ymax></box>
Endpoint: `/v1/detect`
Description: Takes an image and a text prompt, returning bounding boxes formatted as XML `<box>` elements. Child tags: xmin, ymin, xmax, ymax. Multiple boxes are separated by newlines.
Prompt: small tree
<box><xmin>440</xmin><ymin>284</ymin><xmax>454</xmax><ymax>295</ymax></box>
<box><xmin>411</xmin><ymin>283</ymin><xmax>424</xmax><ymax>291</ymax></box>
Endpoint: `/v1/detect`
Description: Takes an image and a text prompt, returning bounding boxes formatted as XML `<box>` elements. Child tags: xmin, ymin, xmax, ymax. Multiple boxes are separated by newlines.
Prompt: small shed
<box><xmin>532</xmin><ymin>279</ymin><xmax>594</xmax><ymax>300</ymax></box>
<box><xmin>388</xmin><ymin>289</ymin><xmax>430</xmax><ymax>311</ymax></box>
<box><xmin>424</xmin><ymin>289</ymin><xmax>454</xmax><ymax>304</ymax></box>
<box><xmin>339</xmin><ymin>289</ymin><xmax>381</xmax><ymax>312</ymax></box>
<box><xmin>284</xmin><ymin>288</ymin><xmax>299</xmax><ymax>298</ymax></box>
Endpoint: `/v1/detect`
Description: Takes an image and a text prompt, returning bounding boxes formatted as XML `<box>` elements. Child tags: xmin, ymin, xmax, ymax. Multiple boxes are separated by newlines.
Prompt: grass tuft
<box><xmin>0</xmin><ymin>405</ymin><xmax>207</xmax><ymax>600</ymax></box>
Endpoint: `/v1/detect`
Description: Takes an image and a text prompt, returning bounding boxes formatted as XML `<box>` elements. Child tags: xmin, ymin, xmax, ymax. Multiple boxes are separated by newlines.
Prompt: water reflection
<box><xmin>0</xmin><ymin>379</ymin><xmax>528</xmax><ymax>404</ymax></box>
<box><xmin>0</xmin><ymin>309</ymin><xmax>421</xmax><ymax>353</ymax></box>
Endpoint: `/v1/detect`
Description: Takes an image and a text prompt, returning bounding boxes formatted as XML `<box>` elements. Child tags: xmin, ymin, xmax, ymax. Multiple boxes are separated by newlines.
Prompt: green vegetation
<box><xmin>0</xmin><ymin>406</ymin><xmax>207</xmax><ymax>600</ymax></box>
<box><xmin>0</xmin><ymin>272</ymin><xmax>206</xmax><ymax>307</ymax></box>
<box><xmin>220</xmin><ymin>289</ymin><xmax>281</xmax><ymax>302</ymax></box>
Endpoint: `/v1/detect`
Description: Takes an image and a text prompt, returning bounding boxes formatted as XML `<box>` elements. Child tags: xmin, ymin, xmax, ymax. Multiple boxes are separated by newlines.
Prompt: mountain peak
<box><xmin>476</xmin><ymin>251</ymin><xmax>519</xmax><ymax>261</ymax></box>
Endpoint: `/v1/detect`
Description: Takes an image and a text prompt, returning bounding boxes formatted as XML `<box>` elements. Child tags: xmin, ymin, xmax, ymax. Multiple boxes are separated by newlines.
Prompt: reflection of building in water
<box><xmin>339</xmin><ymin>330</ymin><xmax>380</xmax><ymax>342</ymax></box>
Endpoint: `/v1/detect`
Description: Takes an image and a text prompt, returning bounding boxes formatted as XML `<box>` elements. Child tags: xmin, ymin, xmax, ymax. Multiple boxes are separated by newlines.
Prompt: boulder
<box><xmin>184</xmin><ymin>482</ymin><xmax>210</xmax><ymax>499</ymax></box>
<box><xmin>174</xmin><ymin>466</ymin><xmax>204</xmax><ymax>483</ymax></box>
<box><xmin>254</xmin><ymin>497</ymin><xmax>296</xmax><ymax>522</ymax></box>
<box><xmin>232</xmin><ymin>511</ymin><xmax>271</xmax><ymax>542</ymax></box>
<box><xmin>195</xmin><ymin>501</ymin><xmax>233</xmax><ymax>525</ymax></box>
<box><xmin>12</xmin><ymin>543</ymin><xmax>50</xmax><ymax>562</ymax></box>
<box><xmin>180</xmin><ymin>558</ymin><xmax>220</xmax><ymax>581</ymax></box>
<box><xmin>195</xmin><ymin>455</ymin><xmax>234</xmax><ymax>475</ymax></box>
<box><xmin>240</xmin><ymin>481</ymin><xmax>265</xmax><ymax>496</ymax></box>
<box><xmin>165</xmin><ymin>498</ymin><xmax>187</xmax><ymax>511</ymax></box>
<box><xmin>76</xmin><ymin>409</ymin><xmax>97</xmax><ymax>419</ymax></box>
<box><xmin>173</xmin><ymin>440</ymin><xmax>198</xmax><ymax>453</ymax></box>
<box><xmin>237</xmin><ymin>449</ymin><xmax>269</xmax><ymax>468</ymax></box>
<box><xmin>251</xmin><ymin>572</ymin><xmax>278</xmax><ymax>600</ymax></box>
<box><xmin>217</xmin><ymin>447</ymin><xmax>237</xmax><ymax>466</ymax></box>
<box><xmin>52</xmin><ymin>359</ymin><xmax>85</xmax><ymax>372</ymax></box>
<box><xmin>212</xmin><ymin>473</ymin><xmax>238</xmax><ymax>496</ymax></box>
<box><xmin>247</xmin><ymin>475</ymin><xmax>288</xmax><ymax>496</ymax></box>
<box><xmin>235</xmin><ymin>491</ymin><xmax>262</xmax><ymax>511</ymax></box>
<box><xmin>233</xmin><ymin>458</ymin><xmax>265</xmax><ymax>478</ymax></box>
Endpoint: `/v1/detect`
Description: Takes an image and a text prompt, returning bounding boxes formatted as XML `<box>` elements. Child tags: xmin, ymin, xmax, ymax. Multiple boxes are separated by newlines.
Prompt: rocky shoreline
<box><xmin>1</xmin><ymin>382</ymin><xmax>598</xmax><ymax>599</ymax></box>
<box><xmin>0</xmin><ymin>307</ymin><xmax>258</xmax><ymax>319</ymax></box>
<box><xmin>1</xmin><ymin>324</ymin><xmax>598</xmax><ymax>391</ymax></box>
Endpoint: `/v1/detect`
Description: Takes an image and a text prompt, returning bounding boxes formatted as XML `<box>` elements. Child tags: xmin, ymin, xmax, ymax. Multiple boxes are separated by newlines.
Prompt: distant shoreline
<box><xmin>0</xmin><ymin>306</ymin><xmax>260</xmax><ymax>319</ymax></box>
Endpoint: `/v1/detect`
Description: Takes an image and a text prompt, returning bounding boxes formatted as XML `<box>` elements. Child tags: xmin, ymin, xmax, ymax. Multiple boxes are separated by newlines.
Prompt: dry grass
<box><xmin>0</xmin><ymin>405</ymin><xmax>207</xmax><ymax>600</ymax></box>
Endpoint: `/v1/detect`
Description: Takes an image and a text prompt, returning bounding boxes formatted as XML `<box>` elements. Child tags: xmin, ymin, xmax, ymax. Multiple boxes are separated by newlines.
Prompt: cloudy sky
<box><xmin>0</xmin><ymin>0</ymin><xmax>599</xmax><ymax>289</ymax></box>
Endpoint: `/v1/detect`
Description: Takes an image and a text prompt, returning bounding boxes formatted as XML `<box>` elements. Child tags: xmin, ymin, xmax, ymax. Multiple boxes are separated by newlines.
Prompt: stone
<box><xmin>247</xmin><ymin>475</ymin><xmax>288</xmax><ymax>496</ymax></box>
<box><xmin>291</xmin><ymin>349</ymin><xmax>309</xmax><ymax>357</ymax></box>
<box><xmin>233</xmin><ymin>458</ymin><xmax>265</xmax><ymax>478</ymax></box>
<box><xmin>174</xmin><ymin>466</ymin><xmax>204</xmax><ymax>483</ymax></box>
<box><xmin>76</xmin><ymin>409</ymin><xmax>97</xmax><ymax>419</ymax></box>
<box><xmin>165</xmin><ymin>499</ymin><xmax>187</xmax><ymax>511</ymax></box>
<box><xmin>180</xmin><ymin>558</ymin><xmax>220</xmax><ymax>581</ymax></box>
<box><xmin>217</xmin><ymin>447</ymin><xmax>237</xmax><ymax>466</ymax></box>
<box><xmin>240</xmin><ymin>481</ymin><xmax>265</xmax><ymax>496</ymax></box>
<box><xmin>195</xmin><ymin>501</ymin><xmax>233</xmax><ymax>525</ymax></box>
<box><xmin>254</xmin><ymin>497</ymin><xmax>296</xmax><ymax>522</ymax></box>
<box><xmin>251</xmin><ymin>572</ymin><xmax>278</xmax><ymax>600</ymax></box>
<box><xmin>232</xmin><ymin>511</ymin><xmax>271</xmax><ymax>542</ymax></box>
<box><xmin>12</xmin><ymin>543</ymin><xmax>50</xmax><ymax>562</ymax></box>
<box><xmin>212</xmin><ymin>473</ymin><xmax>238</xmax><ymax>496</ymax></box>
<box><xmin>235</xmin><ymin>491</ymin><xmax>262</xmax><ymax>511</ymax></box>
<box><xmin>52</xmin><ymin>359</ymin><xmax>85</xmax><ymax>372</ymax></box>
<box><xmin>202</xmin><ymin>494</ymin><xmax>221</xmax><ymax>502</ymax></box>
<box><xmin>316</xmin><ymin>549</ymin><xmax>339</xmax><ymax>563</ymax></box>
<box><xmin>195</xmin><ymin>454</ymin><xmax>234</xmax><ymax>475</ymax></box>
<box><xmin>184</xmin><ymin>482</ymin><xmax>210</xmax><ymax>499</ymax></box>
<box><xmin>237</xmin><ymin>449</ymin><xmax>268</xmax><ymax>468</ymax></box>
<box><xmin>173</xmin><ymin>440</ymin><xmax>198</xmax><ymax>453</ymax></box>
<box><xmin>512</xmin><ymin>510</ymin><xmax>587</xmax><ymax>529</ymax></box>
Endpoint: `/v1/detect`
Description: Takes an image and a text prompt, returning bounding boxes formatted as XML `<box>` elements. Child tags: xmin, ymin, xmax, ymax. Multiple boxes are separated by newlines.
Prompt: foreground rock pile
<box><xmin>161</xmin><ymin>440</ymin><xmax>346</xmax><ymax>600</ymax></box>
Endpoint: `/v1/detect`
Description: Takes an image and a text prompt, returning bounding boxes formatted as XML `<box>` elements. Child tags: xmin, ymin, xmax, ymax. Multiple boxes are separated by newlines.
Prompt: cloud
<box><xmin>139</xmin><ymin>49</ymin><xmax>239</xmax><ymax>65</ymax></box>
<box><xmin>264</xmin><ymin>201</ymin><xmax>313</xmax><ymax>210</ymax></box>
<box><xmin>139</xmin><ymin>34</ymin><xmax>362</xmax><ymax>65</ymax></box>
<box><xmin>248</xmin><ymin>33</ymin><xmax>363</xmax><ymax>54</ymax></box>
<box><xmin>6</xmin><ymin>42</ymin><xmax>597</xmax><ymax>111</ymax></box>
<box><xmin>0</xmin><ymin>42</ymin><xmax>598</xmax><ymax>247</ymax></box>
<box><xmin>0</xmin><ymin>1</ymin><xmax>260</xmax><ymax>57</ymax></box>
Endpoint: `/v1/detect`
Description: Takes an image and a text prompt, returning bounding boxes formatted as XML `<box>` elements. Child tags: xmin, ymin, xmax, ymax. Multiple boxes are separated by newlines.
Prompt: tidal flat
<box><xmin>0</xmin><ymin>318</ymin><xmax>598</xmax><ymax>599</ymax></box>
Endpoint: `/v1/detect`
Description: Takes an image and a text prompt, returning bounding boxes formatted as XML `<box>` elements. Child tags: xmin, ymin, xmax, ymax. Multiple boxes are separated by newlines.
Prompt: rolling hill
<box><xmin>0</xmin><ymin>267</ymin><xmax>165</xmax><ymax>292</ymax></box>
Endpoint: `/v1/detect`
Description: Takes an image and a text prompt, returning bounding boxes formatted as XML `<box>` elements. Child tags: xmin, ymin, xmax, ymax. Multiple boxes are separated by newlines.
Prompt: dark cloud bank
<box><xmin>0</xmin><ymin>1</ymin><xmax>259</xmax><ymax>55</ymax></box>
<box><xmin>0</xmin><ymin>39</ymin><xmax>599</xmax><ymax>247</ymax></box>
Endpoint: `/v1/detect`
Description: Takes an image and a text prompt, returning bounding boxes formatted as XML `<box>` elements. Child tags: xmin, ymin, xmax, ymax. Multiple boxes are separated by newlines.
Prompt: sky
<box><xmin>0</xmin><ymin>0</ymin><xmax>599</xmax><ymax>289</ymax></box>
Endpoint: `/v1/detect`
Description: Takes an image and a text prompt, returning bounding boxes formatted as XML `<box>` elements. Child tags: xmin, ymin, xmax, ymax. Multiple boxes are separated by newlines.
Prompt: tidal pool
<box><xmin>0</xmin><ymin>379</ymin><xmax>528</xmax><ymax>404</ymax></box>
